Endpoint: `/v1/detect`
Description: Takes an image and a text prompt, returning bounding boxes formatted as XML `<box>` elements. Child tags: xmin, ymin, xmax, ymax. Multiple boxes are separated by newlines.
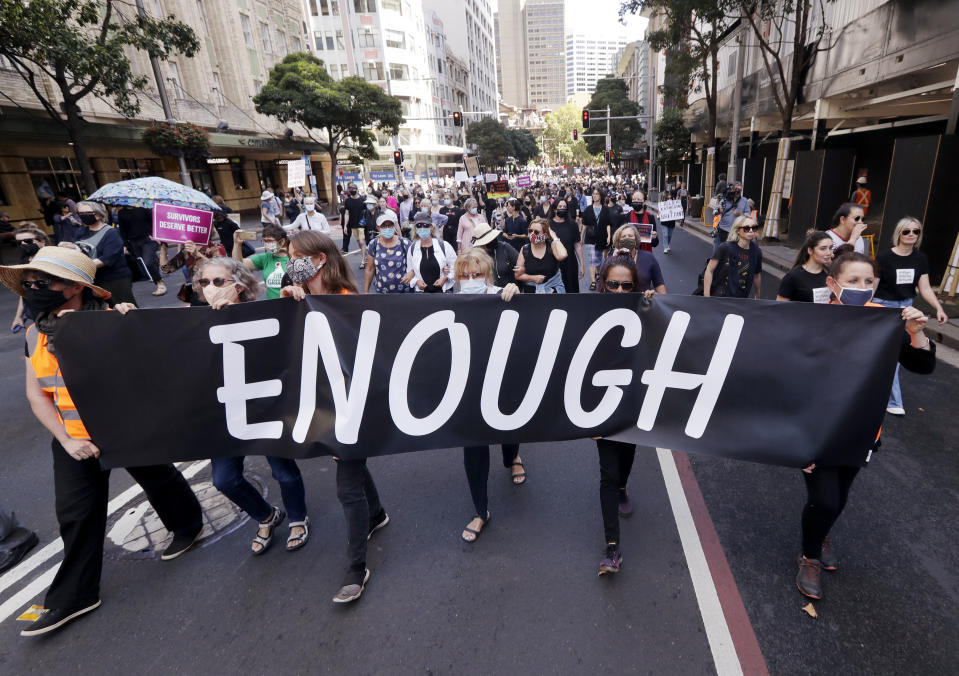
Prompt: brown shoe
<box><xmin>820</xmin><ymin>536</ymin><xmax>838</xmax><ymax>571</ymax></box>
<box><xmin>796</xmin><ymin>556</ymin><xmax>822</xmax><ymax>599</ymax></box>
<box><xmin>152</xmin><ymin>282</ymin><xmax>168</xmax><ymax>296</ymax></box>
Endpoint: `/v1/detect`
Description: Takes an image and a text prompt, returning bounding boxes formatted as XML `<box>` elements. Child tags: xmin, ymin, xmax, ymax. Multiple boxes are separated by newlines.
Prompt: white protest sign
<box><xmin>287</xmin><ymin>159</ymin><xmax>306</xmax><ymax>188</ymax></box>
<box><xmin>658</xmin><ymin>199</ymin><xmax>685</xmax><ymax>222</ymax></box>
<box><xmin>484</xmin><ymin>173</ymin><xmax>498</xmax><ymax>183</ymax></box>
<box><xmin>454</xmin><ymin>171</ymin><xmax>468</xmax><ymax>183</ymax></box>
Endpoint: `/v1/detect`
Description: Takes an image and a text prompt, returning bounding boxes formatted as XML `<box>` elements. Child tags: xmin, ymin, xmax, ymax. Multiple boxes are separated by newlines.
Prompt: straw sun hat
<box><xmin>0</xmin><ymin>244</ymin><xmax>111</xmax><ymax>299</ymax></box>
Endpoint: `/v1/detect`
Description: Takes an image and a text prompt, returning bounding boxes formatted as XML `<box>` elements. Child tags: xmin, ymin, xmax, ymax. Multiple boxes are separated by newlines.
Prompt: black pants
<box><xmin>597</xmin><ymin>439</ymin><xmax>636</xmax><ymax>546</ymax></box>
<box><xmin>46</xmin><ymin>439</ymin><xmax>201</xmax><ymax>610</ymax></box>
<box><xmin>801</xmin><ymin>466</ymin><xmax>860</xmax><ymax>559</ymax></box>
<box><xmin>463</xmin><ymin>444</ymin><xmax>520</xmax><ymax>517</ymax></box>
<box><xmin>335</xmin><ymin>459</ymin><xmax>384</xmax><ymax>572</ymax></box>
<box><xmin>560</xmin><ymin>255</ymin><xmax>580</xmax><ymax>294</ymax></box>
<box><xmin>99</xmin><ymin>276</ymin><xmax>137</xmax><ymax>307</ymax></box>
<box><xmin>126</xmin><ymin>236</ymin><xmax>162</xmax><ymax>283</ymax></box>
<box><xmin>340</xmin><ymin>210</ymin><xmax>351</xmax><ymax>251</ymax></box>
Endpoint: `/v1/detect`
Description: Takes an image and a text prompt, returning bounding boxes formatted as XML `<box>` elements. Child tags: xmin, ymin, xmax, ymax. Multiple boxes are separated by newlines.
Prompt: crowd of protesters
<box><xmin>0</xmin><ymin>166</ymin><xmax>943</xmax><ymax>637</ymax></box>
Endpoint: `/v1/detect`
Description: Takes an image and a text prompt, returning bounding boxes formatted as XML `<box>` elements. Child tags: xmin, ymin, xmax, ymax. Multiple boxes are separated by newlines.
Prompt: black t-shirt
<box><xmin>713</xmin><ymin>241</ymin><xmax>762</xmax><ymax>298</ymax></box>
<box><xmin>777</xmin><ymin>266</ymin><xmax>830</xmax><ymax>303</ymax></box>
<box><xmin>521</xmin><ymin>243</ymin><xmax>559</xmax><ymax>279</ymax></box>
<box><xmin>116</xmin><ymin>206</ymin><xmax>153</xmax><ymax>241</ymax></box>
<box><xmin>441</xmin><ymin>207</ymin><xmax>463</xmax><ymax>248</ymax></box>
<box><xmin>343</xmin><ymin>196</ymin><xmax>366</xmax><ymax>229</ymax></box>
<box><xmin>876</xmin><ymin>248</ymin><xmax>929</xmax><ymax>301</ymax></box>
<box><xmin>419</xmin><ymin>244</ymin><xmax>442</xmax><ymax>292</ymax></box>
<box><xmin>550</xmin><ymin>218</ymin><xmax>579</xmax><ymax>254</ymax></box>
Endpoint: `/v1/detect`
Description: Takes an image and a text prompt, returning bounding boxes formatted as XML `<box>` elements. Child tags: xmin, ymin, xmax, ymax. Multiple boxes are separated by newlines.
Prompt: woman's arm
<box><xmin>917</xmin><ymin>274</ymin><xmax>948</xmax><ymax>325</ymax></box>
<box><xmin>752</xmin><ymin>273</ymin><xmax>762</xmax><ymax>299</ymax></box>
<box><xmin>703</xmin><ymin>259</ymin><xmax>719</xmax><ymax>297</ymax></box>
<box><xmin>363</xmin><ymin>256</ymin><xmax>375</xmax><ymax>293</ymax></box>
<box><xmin>551</xmin><ymin>237</ymin><xmax>568</xmax><ymax>261</ymax></box>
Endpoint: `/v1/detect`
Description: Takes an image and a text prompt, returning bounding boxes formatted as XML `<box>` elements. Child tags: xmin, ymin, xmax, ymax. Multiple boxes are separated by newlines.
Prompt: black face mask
<box><xmin>349</xmin><ymin>189</ymin><xmax>358</xmax><ymax>196</ymax></box>
<box><xmin>632</xmin><ymin>202</ymin><xmax>645</xmax><ymax>211</ymax></box>
<box><xmin>78</xmin><ymin>213</ymin><xmax>98</xmax><ymax>226</ymax></box>
<box><xmin>485</xmin><ymin>239</ymin><xmax>499</xmax><ymax>251</ymax></box>
<box><xmin>24</xmin><ymin>286</ymin><xmax>69</xmax><ymax>317</ymax></box>
<box><xmin>19</xmin><ymin>241</ymin><xmax>40</xmax><ymax>261</ymax></box>
<box><xmin>556</xmin><ymin>209</ymin><xmax>568</xmax><ymax>217</ymax></box>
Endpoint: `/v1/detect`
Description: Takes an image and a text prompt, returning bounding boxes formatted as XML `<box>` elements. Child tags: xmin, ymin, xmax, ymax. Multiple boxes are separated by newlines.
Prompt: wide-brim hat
<box><xmin>0</xmin><ymin>243</ymin><xmax>111</xmax><ymax>299</ymax></box>
<box><xmin>472</xmin><ymin>223</ymin><xmax>502</xmax><ymax>247</ymax></box>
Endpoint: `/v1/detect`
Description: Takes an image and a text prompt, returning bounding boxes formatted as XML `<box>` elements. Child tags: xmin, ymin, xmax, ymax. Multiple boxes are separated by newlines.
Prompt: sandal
<box><xmin>251</xmin><ymin>506</ymin><xmax>285</xmax><ymax>555</ymax></box>
<box><xmin>510</xmin><ymin>461</ymin><xmax>527</xmax><ymax>485</ymax></box>
<box><xmin>286</xmin><ymin>517</ymin><xmax>310</xmax><ymax>552</ymax></box>
<box><xmin>589</xmin><ymin>281</ymin><xmax>597</xmax><ymax>291</ymax></box>
<box><xmin>461</xmin><ymin>512</ymin><xmax>490</xmax><ymax>543</ymax></box>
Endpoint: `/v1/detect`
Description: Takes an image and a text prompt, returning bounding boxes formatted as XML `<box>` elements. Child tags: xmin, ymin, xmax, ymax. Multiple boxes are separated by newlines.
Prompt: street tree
<box><xmin>584</xmin><ymin>78</ymin><xmax>643</xmax><ymax>156</ymax></box>
<box><xmin>620</xmin><ymin>0</ymin><xmax>737</xmax><ymax>148</ymax></box>
<box><xmin>254</xmin><ymin>52</ymin><xmax>404</xmax><ymax>210</ymax></box>
<box><xmin>505</xmin><ymin>128</ymin><xmax>540</xmax><ymax>165</ymax></box>
<box><xmin>654</xmin><ymin>108</ymin><xmax>692</xmax><ymax>176</ymax></box>
<box><xmin>0</xmin><ymin>0</ymin><xmax>200</xmax><ymax>195</ymax></box>
<box><xmin>540</xmin><ymin>103</ymin><xmax>600</xmax><ymax>166</ymax></box>
<box><xmin>465</xmin><ymin>118</ymin><xmax>514</xmax><ymax>168</ymax></box>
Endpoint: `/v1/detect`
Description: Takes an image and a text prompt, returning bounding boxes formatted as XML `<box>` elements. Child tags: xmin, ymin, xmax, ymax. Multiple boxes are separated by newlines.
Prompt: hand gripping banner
<box><xmin>54</xmin><ymin>294</ymin><xmax>904</xmax><ymax>469</ymax></box>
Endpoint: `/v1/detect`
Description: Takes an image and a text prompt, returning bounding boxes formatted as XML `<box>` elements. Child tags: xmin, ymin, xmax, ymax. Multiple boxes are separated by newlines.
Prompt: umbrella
<box><xmin>88</xmin><ymin>176</ymin><xmax>221</xmax><ymax>211</ymax></box>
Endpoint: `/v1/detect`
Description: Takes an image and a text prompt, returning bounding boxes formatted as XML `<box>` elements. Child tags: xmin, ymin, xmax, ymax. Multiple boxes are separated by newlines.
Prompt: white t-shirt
<box><xmin>286</xmin><ymin>211</ymin><xmax>330</xmax><ymax>234</ymax></box>
<box><xmin>827</xmin><ymin>228</ymin><xmax>865</xmax><ymax>254</ymax></box>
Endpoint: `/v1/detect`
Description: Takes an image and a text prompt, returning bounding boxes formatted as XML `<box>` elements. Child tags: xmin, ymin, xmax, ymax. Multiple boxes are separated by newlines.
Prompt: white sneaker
<box><xmin>886</xmin><ymin>406</ymin><xmax>905</xmax><ymax>416</ymax></box>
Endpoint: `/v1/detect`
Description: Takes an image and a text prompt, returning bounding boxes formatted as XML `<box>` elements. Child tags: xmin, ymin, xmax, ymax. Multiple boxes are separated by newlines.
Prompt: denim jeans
<box><xmin>661</xmin><ymin>224</ymin><xmax>675</xmax><ymax>249</ymax></box>
<box><xmin>872</xmin><ymin>297</ymin><xmax>913</xmax><ymax>408</ymax></box>
<box><xmin>712</xmin><ymin>229</ymin><xmax>729</xmax><ymax>254</ymax></box>
<box><xmin>211</xmin><ymin>456</ymin><xmax>307</xmax><ymax>522</ymax></box>
<box><xmin>535</xmin><ymin>270</ymin><xmax>566</xmax><ymax>294</ymax></box>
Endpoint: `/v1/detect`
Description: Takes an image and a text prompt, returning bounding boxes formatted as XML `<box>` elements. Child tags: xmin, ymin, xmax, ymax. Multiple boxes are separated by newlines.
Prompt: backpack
<box><xmin>75</xmin><ymin>225</ymin><xmax>113</xmax><ymax>260</ymax></box>
<box><xmin>692</xmin><ymin>248</ymin><xmax>731</xmax><ymax>297</ymax></box>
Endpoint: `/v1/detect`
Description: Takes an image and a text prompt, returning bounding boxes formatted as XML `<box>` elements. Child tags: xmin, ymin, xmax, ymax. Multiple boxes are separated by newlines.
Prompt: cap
<box><xmin>376</xmin><ymin>210</ymin><xmax>398</xmax><ymax>227</ymax></box>
<box><xmin>413</xmin><ymin>212</ymin><xmax>433</xmax><ymax>225</ymax></box>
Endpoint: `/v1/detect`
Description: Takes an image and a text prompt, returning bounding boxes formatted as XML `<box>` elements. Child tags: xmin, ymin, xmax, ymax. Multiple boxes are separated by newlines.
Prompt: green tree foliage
<box><xmin>0</xmin><ymin>0</ymin><xmax>199</xmax><ymax>194</ymax></box>
<box><xmin>465</xmin><ymin>118</ymin><xmax>514</xmax><ymax>168</ymax></box>
<box><xmin>254</xmin><ymin>52</ymin><xmax>404</xmax><ymax>209</ymax></box>
<box><xmin>505</xmin><ymin>128</ymin><xmax>540</xmax><ymax>165</ymax></box>
<box><xmin>654</xmin><ymin>108</ymin><xmax>691</xmax><ymax>174</ymax></box>
<box><xmin>540</xmin><ymin>103</ymin><xmax>600</xmax><ymax>166</ymax></box>
<box><xmin>620</xmin><ymin>0</ymin><xmax>736</xmax><ymax>147</ymax></box>
<box><xmin>584</xmin><ymin>78</ymin><xmax>643</xmax><ymax>156</ymax></box>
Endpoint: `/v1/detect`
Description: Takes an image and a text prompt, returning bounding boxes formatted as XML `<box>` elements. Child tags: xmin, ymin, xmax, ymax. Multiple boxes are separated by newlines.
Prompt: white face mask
<box><xmin>305</xmin><ymin>203</ymin><xmax>316</xmax><ymax>212</ymax></box>
<box><xmin>459</xmin><ymin>278</ymin><xmax>487</xmax><ymax>294</ymax></box>
<box><xmin>203</xmin><ymin>283</ymin><xmax>239</xmax><ymax>306</ymax></box>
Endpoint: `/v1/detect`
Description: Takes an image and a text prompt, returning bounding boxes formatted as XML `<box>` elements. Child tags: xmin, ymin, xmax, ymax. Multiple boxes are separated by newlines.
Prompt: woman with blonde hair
<box><xmin>872</xmin><ymin>216</ymin><xmax>948</xmax><ymax>416</ymax></box>
<box><xmin>607</xmin><ymin>223</ymin><xmax>667</xmax><ymax>295</ymax></box>
<box><xmin>456</xmin><ymin>197</ymin><xmax>485</xmax><ymax>252</ymax></box>
<box><xmin>703</xmin><ymin>215</ymin><xmax>762</xmax><ymax>299</ymax></box>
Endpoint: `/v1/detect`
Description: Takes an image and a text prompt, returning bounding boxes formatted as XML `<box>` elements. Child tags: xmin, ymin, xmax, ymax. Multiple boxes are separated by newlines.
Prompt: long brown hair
<box><xmin>288</xmin><ymin>231</ymin><xmax>357</xmax><ymax>294</ymax></box>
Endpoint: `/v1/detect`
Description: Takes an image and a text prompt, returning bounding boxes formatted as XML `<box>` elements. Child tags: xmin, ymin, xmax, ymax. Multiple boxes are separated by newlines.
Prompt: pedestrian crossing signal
<box><xmin>572</xmin><ymin>130</ymin><xmax>578</xmax><ymax>141</ymax></box>
<box><xmin>582</xmin><ymin>109</ymin><xmax>590</xmax><ymax>129</ymax></box>
<box><xmin>393</xmin><ymin>149</ymin><xmax>404</xmax><ymax>165</ymax></box>
<box><xmin>453</xmin><ymin>111</ymin><xmax>463</xmax><ymax>127</ymax></box>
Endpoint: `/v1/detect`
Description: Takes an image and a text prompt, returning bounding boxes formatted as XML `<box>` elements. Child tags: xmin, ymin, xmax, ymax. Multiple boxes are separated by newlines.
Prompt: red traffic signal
<box><xmin>393</xmin><ymin>149</ymin><xmax>404</xmax><ymax>165</ymax></box>
<box><xmin>604</xmin><ymin>150</ymin><xmax>611</xmax><ymax>163</ymax></box>
<box><xmin>453</xmin><ymin>111</ymin><xmax>463</xmax><ymax>127</ymax></box>
<box><xmin>572</xmin><ymin>130</ymin><xmax>578</xmax><ymax>141</ymax></box>
<box><xmin>582</xmin><ymin>109</ymin><xmax>590</xmax><ymax>129</ymax></box>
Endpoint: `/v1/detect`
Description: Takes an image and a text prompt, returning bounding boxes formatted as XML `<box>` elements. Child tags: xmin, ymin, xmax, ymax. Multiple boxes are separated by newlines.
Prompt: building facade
<box><xmin>524</xmin><ymin>0</ymin><xmax>566</xmax><ymax>111</ymax></box>
<box><xmin>565</xmin><ymin>33</ymin><xmax>629</xmax><ymax>98</ymax></box>
<box><xmin>494</xmin><ymin>0</ymin><xmax>529</xmax><ymax>109</ymax></box>
<box><xmin>615</xmin><ymin>40</ymin><xmax>650</xmax><ymax>116</ymax></box>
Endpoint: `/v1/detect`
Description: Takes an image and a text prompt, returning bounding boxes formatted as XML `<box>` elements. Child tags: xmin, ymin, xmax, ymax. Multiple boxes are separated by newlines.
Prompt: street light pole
<box><xmin>135</xmin><ymin>0</ymin><xmax>191</xmax><ymax>188</ymax></box>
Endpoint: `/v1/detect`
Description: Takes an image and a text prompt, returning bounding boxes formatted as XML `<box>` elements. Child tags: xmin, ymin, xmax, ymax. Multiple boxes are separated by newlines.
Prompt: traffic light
<box><xmin>453</xmin><ymin>111</ymin><xmax>463</xmax><ymax>127</ymax></box>
<box><xmin>604</xmin><ymin>150</ymin><xmax>611</xmax><ymax>163</ymax></box>
<box><xmin>393</xmin><ymin>149</ymin><xmax>404</xmax><ymax>165</ymax></box>
<box><xmin>582</xmin><ymin>109</ymin><xmax>590</xmax><ymax>129</ymax></box>
<box><xmin>572</xmin><ymin>130</ymin><xmax>578</xmax><ymax>141</ymax></box>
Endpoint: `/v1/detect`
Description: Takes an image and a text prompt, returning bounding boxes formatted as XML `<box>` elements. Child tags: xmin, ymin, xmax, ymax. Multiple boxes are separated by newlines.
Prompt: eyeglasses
<box><xmin>457</xmin><ymin>272</ymin><xmax>485</xmax><ymax>280</ymax></box>
<box><xmin>740</xmin><ymin>225</ymin><xmax>760</xmax><ymax>232</ymax></box>
<box><xmin>21</xmin><ymin>278</ymin><xmax>57</xmax><ymax>291</ymax></box>
<box><xmin>196</xmin><ymin>277</ymin><xmax>236</xmax><ymax>288</ymax></box>
<box><xmin>604</xmin><ymin>280</ymin><xmax>635</xmax><ymax>291</ymax></box>
<box><xmin>902</xmin><ymin>228</ymin><xmax>921</xmax><ymax>235</ymax></box>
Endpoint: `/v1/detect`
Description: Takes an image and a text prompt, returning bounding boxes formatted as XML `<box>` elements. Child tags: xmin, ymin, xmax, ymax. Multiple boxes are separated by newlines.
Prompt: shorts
<box><xmin>351</xmin><ymin>227</ymin><xmax>366</xmax><ymax>242</ymax></box>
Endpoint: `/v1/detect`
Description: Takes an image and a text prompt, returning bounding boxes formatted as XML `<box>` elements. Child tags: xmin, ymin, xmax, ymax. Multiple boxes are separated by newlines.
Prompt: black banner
<box><xmin>54</xmin><ymin>295</ymin><xmax>904</xmax><ymax>469</ymax></box>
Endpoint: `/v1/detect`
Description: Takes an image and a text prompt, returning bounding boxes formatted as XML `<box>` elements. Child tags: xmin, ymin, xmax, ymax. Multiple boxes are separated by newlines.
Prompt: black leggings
<box><xmin>801</xmin><ymin>465</ymin><xmax>860</xmax><ymax>559</ymax></box>
<box><xmin>463</xmin><ymin>444</ymin><xmax>520</xmax><ymax>517</ymax></box>
<box><xmin>597</xmin><ymin>439</ymin><xmax>636</xmax><ymax>546</ymax></box>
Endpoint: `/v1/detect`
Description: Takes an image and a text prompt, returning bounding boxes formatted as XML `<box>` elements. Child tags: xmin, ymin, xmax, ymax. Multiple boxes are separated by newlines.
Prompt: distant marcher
<box><xmin>851</xmin><ymin>176</ymin><xmax>871</xmax><ymax>217</ymax></box>
<box><xmin>74</xmin><ymin>201</ymin><xmax>137</xmax><ymax>307</ymax></box>
<box><xmin>704</xmin><ymin>216</ymin><xmax>762</xmax><ymax>299</ymax></box>
<box><xmin>826</xmin><ymin>203</ymin><xmax>867</xmax><ymax>254</ymax></box>
<box><xmin>776</xmin><ymin>231</ymin><xmax>834</xmax><ymax>304</ymax></box>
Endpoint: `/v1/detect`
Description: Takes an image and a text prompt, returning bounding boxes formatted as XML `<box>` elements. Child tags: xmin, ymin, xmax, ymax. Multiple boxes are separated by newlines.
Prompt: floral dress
<box><xmin>367</xmin><ymin>237</ymin><xmax>415</xmax><ymax>293</ymax></box>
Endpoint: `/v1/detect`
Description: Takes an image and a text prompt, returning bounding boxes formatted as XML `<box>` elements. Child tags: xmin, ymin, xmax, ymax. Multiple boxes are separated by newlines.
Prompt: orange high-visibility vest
<box><xmin>853</xmin><ymin>188</ymin><xmax>871</xmax><ymax>215</ymax></box>
<box><xmin>26</xmin><ymin>326</ymin><xmax>90</xmax><ymax>440</ymax></box>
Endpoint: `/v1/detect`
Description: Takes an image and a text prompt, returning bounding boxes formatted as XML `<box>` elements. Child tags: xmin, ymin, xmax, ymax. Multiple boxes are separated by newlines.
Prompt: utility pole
<box><xmin>727</xmin><ymin>14</ymin><xmax>747</xmax><ymax>182</ymax></box>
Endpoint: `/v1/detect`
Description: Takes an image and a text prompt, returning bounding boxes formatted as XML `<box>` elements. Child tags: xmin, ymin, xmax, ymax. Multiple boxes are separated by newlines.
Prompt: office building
<box><xmin>566</xmin><ymin>33</ymin><xmax>629</xmax><ymax>98</ymax></box>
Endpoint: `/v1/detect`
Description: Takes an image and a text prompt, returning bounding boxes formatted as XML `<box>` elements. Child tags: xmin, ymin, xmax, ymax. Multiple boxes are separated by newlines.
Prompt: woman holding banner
<box><xmin>232</xmin><ymin>223</ymin><xmax>289</xmax><ymax>300</ymax></box>
<box><xmin>608</xmin><ymin>225</ymin><xmax>667</xmax><ymax>295</ymax></box>
<box><xmin>193</xmin><ymin>257</ymin><xmax>311</xmax><ymax>557</ymax></box>
<box><xmin>795</xmin><ymin>249</ymin><xmax>935</xmax><ymax>601</ymax></box>
<box><xmin>452</xmin><ymin>249</ymin><xmax>525</xmax><ymax>542</ymax></box>
<box><xmin>281</xmin><ymin>231</ymin><xmax>390</xmax><ymax>604</ymax></box>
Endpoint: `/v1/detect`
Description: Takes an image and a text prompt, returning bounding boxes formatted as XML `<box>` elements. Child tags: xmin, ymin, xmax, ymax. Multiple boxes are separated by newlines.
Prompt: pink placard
<box><xmin>516</xmin><ymin>175</ymin><xmax>531</xmax><ymax>188</ymax></box>
<box><xmin>152</xmin><ymin>203</ymin><xmax>213</xmax><ymax>245</ymax></box>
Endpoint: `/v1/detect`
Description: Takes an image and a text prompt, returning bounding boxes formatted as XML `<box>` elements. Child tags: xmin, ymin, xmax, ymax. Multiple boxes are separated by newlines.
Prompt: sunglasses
<box><xmin>21</xmin><ymin>277</ymin><xmax>57</xmax><ymax>291</ymax></box>
<box><xmin>902</xmin><ymin>228</ymin><xmax>921</xmax><ymax>235</ymax></box>
<box><xmin>740</xmin><ymin>225</ymin><xmax>760</xmax><ymax>232</ymax></box>
<box><xmin>17</xmin><ymin>237</ymin><xmax>38</xmax><ymax>243</ymax></box>
<box><xmin>196</xmin><ymin>277</ymin><xmax>236</xmax><ymax>288</ymax></box>
<box><xmin>851</xmin><ymin>215</ymin><xmax>864</xmax><ymax>222</ymax></box>
<box><xmin>604</xmin><ymin>280</ymin><xmax>635</xmax><ymax>291</ymax></box>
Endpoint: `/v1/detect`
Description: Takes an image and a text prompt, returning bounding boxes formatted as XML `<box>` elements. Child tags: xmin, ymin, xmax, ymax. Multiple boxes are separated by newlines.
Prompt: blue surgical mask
<box><xmin>837</xmin><ymin>286</ymin><xmax>874</xmax><ymax>306</ymax></box>
<box><xmin>469</xmin><ymin>208</ymin><xmax>478</xmax><ymax>215</ymax></box>
<box><xmin>379</xmin><ymin>227</ymin><xmax>395</xmax><ymax>239</ymax></box>
<box><xmin>366</xmin><ymin>204</ymin><xmax>375</xmax><ymax>210</ymax></box>
<box><xmin>416</xmin><ymin>227</ymin><xmax>432</xmax><ymax>239</ymax></box>
<box><xmin>459</xmin><ymin>278</ymin><xmax>487</xmax><ymax>294</ymax></box>
<box><xmin>443</xmin><ymin>199</ymin><xmax>451</xmax><ymax>206</ymax></box>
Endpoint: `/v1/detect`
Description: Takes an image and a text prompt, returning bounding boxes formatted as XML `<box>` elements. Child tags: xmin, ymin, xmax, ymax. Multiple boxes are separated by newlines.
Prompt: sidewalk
<box><xmin>681</xmin><ymin>215</ymin><xmax>959</xmax><ymax>351</ymax></box>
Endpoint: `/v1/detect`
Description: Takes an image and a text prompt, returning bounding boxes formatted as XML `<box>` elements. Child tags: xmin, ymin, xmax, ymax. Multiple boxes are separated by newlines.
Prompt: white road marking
<box><xmin>657</xmin><ymin>447</ymin><xmax>743</xmax><ymax>676</ymax></box>
<box><xmin>0</xmin><ymin>460</ymin><xmax>209</xmax><ymax>624</ymax></box>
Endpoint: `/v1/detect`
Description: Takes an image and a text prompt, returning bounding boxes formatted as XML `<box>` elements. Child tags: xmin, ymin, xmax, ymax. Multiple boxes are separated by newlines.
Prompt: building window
<box><xmin>385</xmin><ymin>30</ymin><xmax>405</xmax><ymax>49</ymax></box>
<box><xmin>382</xmin><ymin>0</ymin><xmax>401</xmax><ymax>14</ymax></box>
<box><xmin>353</xmin><ymin>0</ymin><xmax>375</xmax><ymax>12</ymax></box>
<box><xmin>260</xmin><ymin>22</ymin><xmax>272</xmax><ymax>53</ymax></box>
<box><xmin>309</xmin><ymin>0</ymin><xmax>318</xmax><ymax>15</ymax></box>
<box><xmin>357</xmin><ymin>28</ymin><xmax>377</xmax><ymax>48</ymax></box>
<box><xmin>314</xmin><ymin>32</ymin><xmax>324</xmax><ymax>50</ymax></box>
<box><xmin>240</xmin><ymin>14</ymin><xmax>254</xmax><ymax>49</ymax></box>
<box><xmin>254</xmin><ymin>80</ymin><xmax>263</xmax><ymax>94</ymax></box>
<box><xmin>362</xmin><ymin>61</ymin><xmax>383</xmax><ymax>80</ymax></box>
<box><xmin>212</xmin><ymin>73</ymin><xmax>224</xmax><ymax>106</ymax></box>
<box><xmin>275</xmin><ymin>29</ymin><xmax>286</xmax><ymax>56</ymax></box>
<box><xmin>325</xmin><ymin>32</ymin><xmax>334</xmax><ymax>50</ymax></box>
<box><xmin>389</xmin><ymin>63</ymin><xmax>409</xmax><ymax>80</ymax></box>
<box><xmin>336</xmin><ymin>30</ymin><xmax>345</xmax><ymax>50</ymax></box>
<box><xmin>229</xmin><ymin>158</ymin><xmax>248</xmax><ymax>190</ymax></box>
<box><xmin>255</xmin><ymin>160</ymin><xmax>278</xmax><ymax>192</ymax></box>
<box><xmin>168</xmin><ymin>62</ymin><xmax>184</xmax><ymax>99</ymax></box>
<box><xmin>25</xmin><ymin>157</ymin><xmax>83</xmax><ymax>202</ymax></box>
<box><xmin>117</xmin><ymin>158</ymin><xmax>155</xmax><ymax>179</ymax></box>
<box><xmin>186</xmin><ymin>158</ymin><xmax>215</xmax><ymax>194</ymax></box>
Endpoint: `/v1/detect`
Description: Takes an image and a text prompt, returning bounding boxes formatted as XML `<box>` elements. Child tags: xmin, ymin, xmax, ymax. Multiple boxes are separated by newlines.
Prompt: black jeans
<box><xmin>126</xmin><ymin>236</ymin><xmax>162</xmax><ymax>283</ymax></box>
<box><xmin>801</xmin><ymin>465</ymin><xmax>860</xmax><ymax>559</ymax></box>
<box><xmin>463</xmin><ymin>444</ymin><xmax>520</xmax><ymax>517</ymax></box>
<box><xmin>596</xmin><ymin>439</ymin><xmax>636</xmax><ymax>546</ymax></box>
<box><xmin>335</xmin><ymin>459</ymin><xmax>384</xmax><ymax>572</ymax></box>
<box><xmin>46</xmin><ymin>439</ymin><xmax>201</xmax><ymax>610</ymax></box>
<box><xmin>99</xmin><ymin>276</ymin><xmax>137</xmax><ymax>307</ymax></box>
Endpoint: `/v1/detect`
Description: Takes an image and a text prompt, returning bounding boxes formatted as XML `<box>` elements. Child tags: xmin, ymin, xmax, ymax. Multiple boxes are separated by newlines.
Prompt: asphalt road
<box><xmin>0</xmin><ymin>224</ymin><xmax>956</xmax><ymax>675</ymax></box>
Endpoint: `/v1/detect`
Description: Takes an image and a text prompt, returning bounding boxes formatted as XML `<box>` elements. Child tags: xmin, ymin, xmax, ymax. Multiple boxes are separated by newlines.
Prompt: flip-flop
<box><xmin>461</xmin><ymin>512</ymin><xmax>490</xmax><ymax>543</ymax></box>
<box><xmin>510</xmin><ymin>461</ymin><xmax>527</xmax><ymax>485</ymax></box>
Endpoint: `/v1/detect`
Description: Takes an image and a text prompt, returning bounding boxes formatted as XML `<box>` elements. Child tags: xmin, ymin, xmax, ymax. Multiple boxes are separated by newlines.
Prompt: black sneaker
<box><xmin>161</xmin><ymin>527</ymin><xmax>203</xmax><ymax>561</ymax></box>
<box><xmin>598</xmin><ymin>544</ymin><xmax>623</xmax><ymax>576</ymax></box>
<box><xmin>332</xmin><ymin>568</ymin><xmax>370</xmax><ymax>604</ymax></box>
<box><xmin>367</xmin><ymin>511</ymin><xmax>390</xmax><ymax>541</ymax></box>
<box><xmin>20</xmin><ymin>600</ymin><xmax>101</xmax><ymax>637</ymax></box>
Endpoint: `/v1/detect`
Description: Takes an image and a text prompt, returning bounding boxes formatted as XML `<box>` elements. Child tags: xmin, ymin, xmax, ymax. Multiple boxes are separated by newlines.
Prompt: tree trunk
<box><xmin>64</xmin><ymin>103</ymin><xmax>98</xmax><ymax>196</ymax></box>
<box><xmin>329</xmin><ymin>153</ymin><xmax>340</xmax><ymax>215</ymax></box>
